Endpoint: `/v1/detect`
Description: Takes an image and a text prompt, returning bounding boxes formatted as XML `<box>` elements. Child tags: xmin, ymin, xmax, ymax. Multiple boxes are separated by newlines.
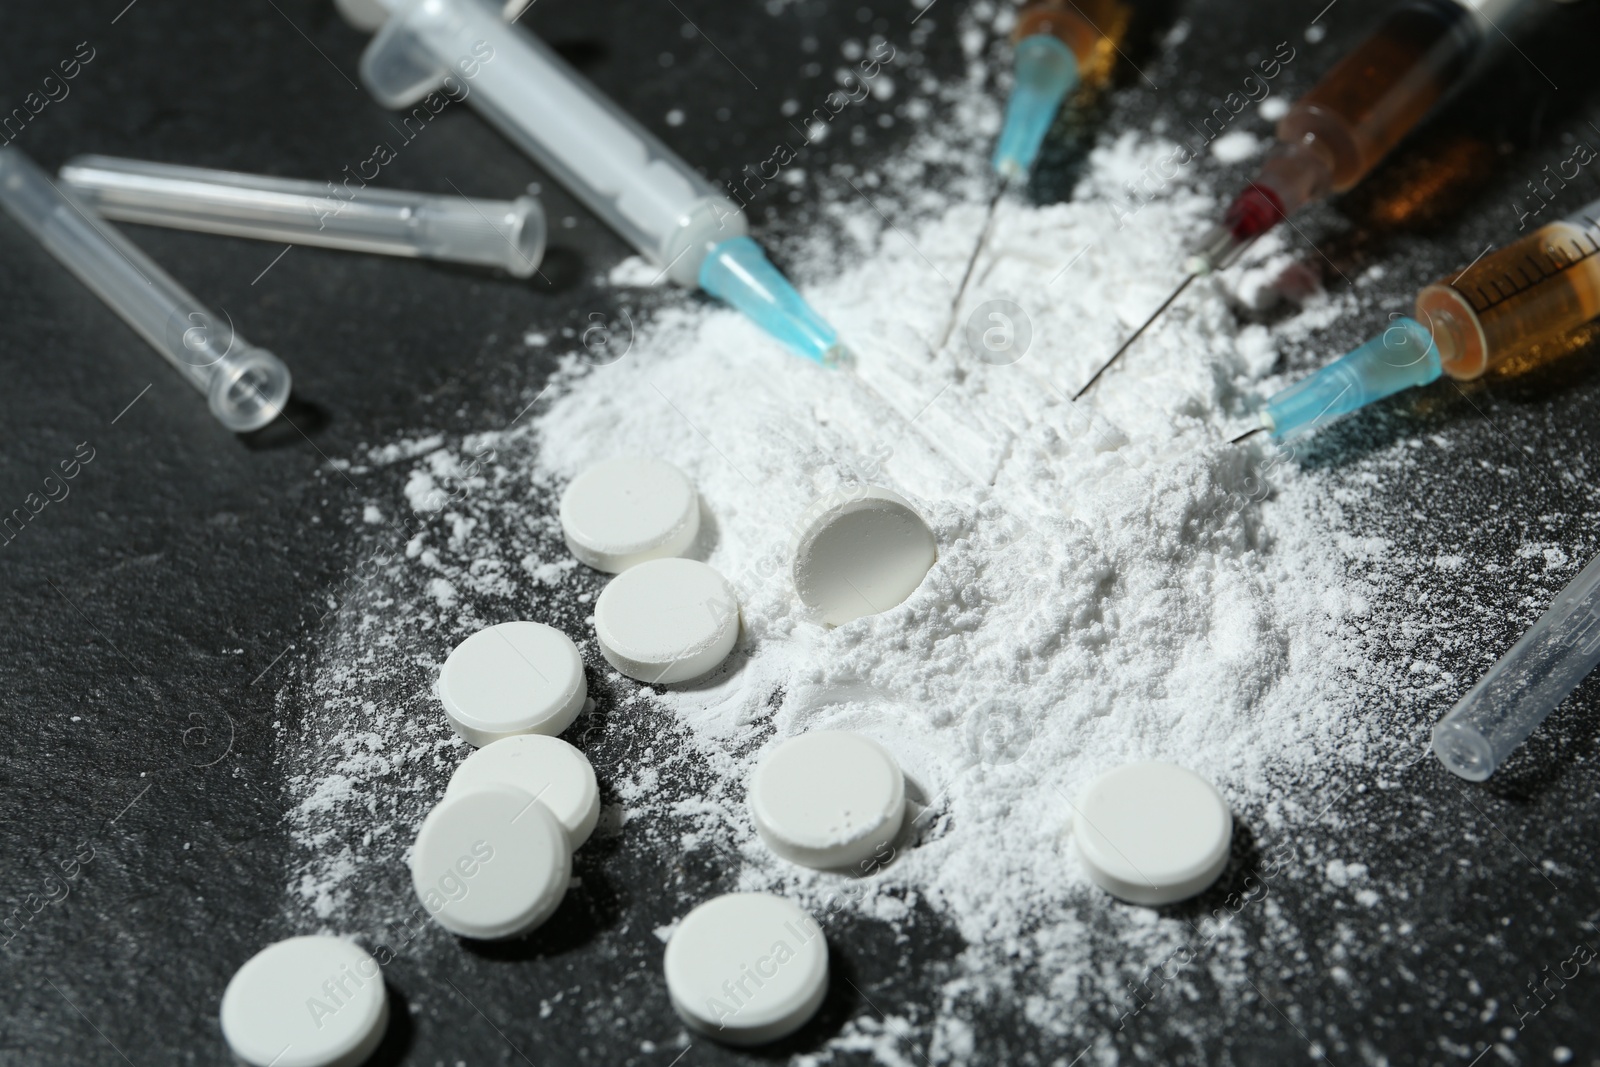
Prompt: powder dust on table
<box><xmin>272</xmin><ymin>6</ymin><xmax>1455</xmax><ymax>1065</ymax></box>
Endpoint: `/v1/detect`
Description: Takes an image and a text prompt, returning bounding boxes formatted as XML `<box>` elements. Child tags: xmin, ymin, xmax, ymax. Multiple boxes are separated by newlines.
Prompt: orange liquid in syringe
<box><xmin>1415</xmin><ymin>215</ymin><xmax>1600</xmax><ymax>380</ymax></box>
<box><xmin>1217</xmin><ymin>0</ymin><xmax>1488</xmax><ymax>259</ymax></box>
<box><xmin>1013</xmin><ymin>0</ymin><xmax>1131</xmax><ymax>87</ymax></box>
<box><xmin>1284</xmin><ymin>0</ymin><xmax>1478</xmax><ymax>193</ymax></box>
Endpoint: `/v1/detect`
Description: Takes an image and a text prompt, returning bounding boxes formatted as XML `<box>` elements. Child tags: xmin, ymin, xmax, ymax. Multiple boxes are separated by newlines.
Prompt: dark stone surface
<box><xmin>1</xmin><ymin>1</ymin><xmax>1599</xmax><ymax>1064</ymax></box>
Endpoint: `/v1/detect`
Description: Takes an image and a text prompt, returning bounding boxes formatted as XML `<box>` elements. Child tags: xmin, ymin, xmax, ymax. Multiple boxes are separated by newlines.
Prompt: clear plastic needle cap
<box><xmin>698</xmin><ymin>236</ymin><xmax>850</xmax><ymax>366</ymax></box>
<box><xmin>1261</xmin><ymin>316</ymin><xmax>1440</xmax><ymax>440</ymax></box>
<box><xmin>0</xmin><ymin>147</ymin><xmax>290</xmax><ymax>433</ymax></box>
<box><xmin>992</xmin><ymin>35</ymin><xmax>1079</xmax><ymax>180</ymax></box>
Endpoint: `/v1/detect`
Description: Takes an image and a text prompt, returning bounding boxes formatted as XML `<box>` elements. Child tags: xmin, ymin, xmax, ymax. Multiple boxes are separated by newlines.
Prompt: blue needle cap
<box><xmin>698</xmin><ymin>236</ymin><xmax>850</xmax><ymax>366</ymax></box>
<box><xmin>992</xmin><ymin>34</ymin><xmax>1079</xmax><ymax>179</ymax></box>
<box><xmin>1263</xmin><ymin>316</ymin><xmax>1441</xmax><ymax>440</ymax></box>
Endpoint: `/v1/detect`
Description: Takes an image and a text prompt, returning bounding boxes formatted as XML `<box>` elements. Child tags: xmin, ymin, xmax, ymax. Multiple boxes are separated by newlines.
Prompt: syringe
<box><xmin>0</xmin><ymin>148</ymin><xmax>290</xmax><ymax>433</ymax></box>
<box><xmin>1241</xmin><ymin>194</ymin><xmax>1600</xmax><ymax>441</ymax></box>
<box><xmin>58</xmin><ymin>155</ymin><xmax>546</xmax><ymax>278</ymax></box>
<box><xmin>352</xmin><ymin>0</ymin><xmax>847</xmax><ymax>366</ymax></box>
<box><xmin>1433</xmin><ymin>549</ymin><xmax>1600</xmax><ymax>781</ymax></box>
<box><xmin>1190</xmin><ymin>0</ymin><xmax>1539</xmax><ymax>275</ymax></box>
<box><xmin>941</xmin><ymin>0</ymin><xmax>1129</xmax><ymax>347</ymax></box>
<box><xmin>1080</xmin><ymin>0</ymin><xmax>1547</xmax><ymax>396</ymax></box>
<box><xmin>992</xmin><ymin>0</ymin><xmax>1130</xmax><ymax>180</ymax></box>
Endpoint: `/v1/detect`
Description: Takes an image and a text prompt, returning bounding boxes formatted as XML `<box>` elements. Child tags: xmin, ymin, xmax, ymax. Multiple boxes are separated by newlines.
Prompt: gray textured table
<box><xmin>2</xmin><ymin>1</ymin><xmax>1599</xmax><ymax>1064</ymax></box>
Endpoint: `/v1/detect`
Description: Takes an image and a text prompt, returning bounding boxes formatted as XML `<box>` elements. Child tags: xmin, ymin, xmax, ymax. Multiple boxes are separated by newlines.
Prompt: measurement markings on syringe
<box><xmin>1462</xmin><ymin>222</ymin><xmax>1600</xmax><ymax>313</ymax></box>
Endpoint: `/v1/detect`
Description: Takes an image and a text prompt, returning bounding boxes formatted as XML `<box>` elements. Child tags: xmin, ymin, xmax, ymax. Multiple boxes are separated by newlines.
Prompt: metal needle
<box><xmin>937</xmin><ymin>176</ymin><xmax>1011</xmax><ymax>352</ymax></box>
<box><xmin>1229</xmin><ymin>425</ymin><xmax>1266</xmax><ymax>445</ymax></box>
<box><xmin>1072</xmin><ymin>271</ymin><xmax>1195</xmax><ymax>400</ymax></box>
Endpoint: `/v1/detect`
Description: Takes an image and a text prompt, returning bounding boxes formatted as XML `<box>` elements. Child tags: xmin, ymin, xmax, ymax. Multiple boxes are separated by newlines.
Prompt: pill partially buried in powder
<box><xmin>446</xmin><ymin>734</ymin><xmax>601</xmax><ymax>847</ymax></box>
<box><xmin>559</xmin><ymin>456</ymin><xmax>700</xmax><ymax>573</ymax></box>
<box><xmin>749</xmin><ymin>731</ymin><xmax>905</xmax><ymax>870</ymax></box>
<box><xmin>663</xmin><ymin>893</ymin><xmax>829</xmax><ymax>1046</ymax></box>
<box><xmin>593</xmin><ymin>557</ymin><xmax>739</xmax><ymax>684</ymax></box>
<box><xmin>1071</xmin><ymin>762</ymin><xmax>1233</xmax><ymax>906</ymax></box>
<box><xmin>219</xmin><ymin>935</ymin><xmax>389</xmax><ymax>1067</ymax></box>
<box><xmin>410</xmin><ymin>783</ymin><xmax>572</xmax><ymax>940</ymax></box>
<box><xmin>437</xmin><ymin>621</ymin><xmax>587</xmax><ymax>747</ymax></box>
<box><xmin>791</xmin><ymin>486</ymin><xmax>936</xmax><ymax>626</ymax></box>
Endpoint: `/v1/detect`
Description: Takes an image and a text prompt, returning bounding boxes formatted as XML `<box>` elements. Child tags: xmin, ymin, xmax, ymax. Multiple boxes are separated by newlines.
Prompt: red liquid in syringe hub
<box><xmin>1188</xmin><ymin>0</ymin><xmax>1515</xmax><ymax>275</ymax></box>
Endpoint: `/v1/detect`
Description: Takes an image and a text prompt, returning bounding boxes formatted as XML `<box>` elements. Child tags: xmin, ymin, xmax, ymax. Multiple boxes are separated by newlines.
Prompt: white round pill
<box><xmin>219</xmin><ymin>936</ymin><xmax>388</xmax><ymax>1067</ymax></box>
<box><xmin>750</xmin><ymin>731</ymin><xmax>905</xmax><ymax>870</ymax></box>
<box><xmin>593</xmin><ymin>558</ymin><xmax>739</xmax><ymax>684</ymax></box>
<box><xmin>559</xmin><ymin>456</ymin><xmax>701</xmax><ymax>573</ymax></box>
<box><xmin>1072</xmin><ymin>762</ymin><xmax>1233</xmax><ymax>906</ymax></box>
<box><xmin>663</xmin><ymin>893</ymin><xmax>829</xmax><ymax>1046</ymax></box>
<box><xmin>792</xmin><ymin>486</ymin><xmax>937</xmax><ymax>626</ymax></box>
<box><xmin>438</xmin><ymin>621</ymin><xmax>586</xmax><ymax>747</ymax></box>
<box><xmin>446</xmin><ymin>734</ymin><xmax>601</xmax><ymax>848</ymax></box>
<box><xmin>410</xmin><ymin>783</ymin><xmax>571</xmax><ymax>940</ymax></box>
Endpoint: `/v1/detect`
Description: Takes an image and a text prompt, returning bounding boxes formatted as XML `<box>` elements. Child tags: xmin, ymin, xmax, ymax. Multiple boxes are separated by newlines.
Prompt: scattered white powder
<box><xmin>1258</xmin><ymin>96</ymin><xmax>1289</xmax><ymax>122</ymax></box>
<box><xmin>609</xmin><ymin>255</ymin><xmax>670</xmax><ymax>288</ymax></box>
<box><xmin>1209</xmin><ymin>129</ymin><xmax>1262</xmax><ymax>163</ymax></box>
<box><xmin>266</xmin><ymin>9</ymin><xmax>1582</xmax><ymax>1065</ymax></box>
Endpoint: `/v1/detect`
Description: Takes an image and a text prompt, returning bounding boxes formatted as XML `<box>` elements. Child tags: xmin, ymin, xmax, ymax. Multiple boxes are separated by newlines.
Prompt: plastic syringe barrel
<box><xmin>362</xmin><ymin>0</ymin><xmax>747</xmax><ymax>288</ymax></box>
<box><xmin>59</xmin><ymin>155</ymin><xmax>546</xmax><ymax>279</ymax></box>
<box><xmin>0</xmin><ymin>148</ymin><xmax>290</xmax><ymax>432</ymax></box>
<box><xmin>1188</xmin><ymin>0</ymin><xmax>1543</xmax><ymax>275</ymax></box>
<box><xmin>1433</xmin><ymin>551</ymin><xmax>1600</xmax><ymax>781</ymax></box>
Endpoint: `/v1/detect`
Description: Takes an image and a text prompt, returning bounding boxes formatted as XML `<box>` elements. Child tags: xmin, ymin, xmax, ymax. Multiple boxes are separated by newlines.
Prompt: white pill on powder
<box><xmin>1072</xmin><ymin>762</ymin><xmax>1233</xmax><ymax>906</ymax></box>
<box><xmin>663</xmin><ymin>892</ymin><xmax>829</xmax><ymax>1046</ymax></box>
<box><xmin>410</xmin><ymin>783</ymin><xmax>571</xmax><ymax>940</ymax></box>
<box><xmin>559</xmin><ymin>456</ymin><xmax>700</xmax><ymax>573</ymax></box>
<box><xmin>220</xmin><ymin>935</ymin><xmax>388</xmax><ymax>1067</ymax></box>
<box><xmin>593</xmin><ymin>557</ymin><xmax>738</xmax><ymax>684</ymax></box>
<box><xmin>791</xmin><ymin>486</ymin><xmax>937</xmax><ymax>626</ymax></box>
<box><xmin>749</xmin><ymin>731</ymin><xmax>905</xmax><ymax>870</ymax></box>
<box><xmin>438</xmin><ymin>621</ymin><xmax>586</xmax><ymax>747</ymax></box>
<box><xmin>446</xmin><ymin>734</ymin><xmax>601</xmax><ymax>847</ymax></box>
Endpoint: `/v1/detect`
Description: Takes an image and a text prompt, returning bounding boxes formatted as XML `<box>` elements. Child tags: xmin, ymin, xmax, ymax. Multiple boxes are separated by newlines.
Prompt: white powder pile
<box><xmin>272</xmin><ymin>8</ymin><xmax>1455</xmax><ymax>1064</ymax></box>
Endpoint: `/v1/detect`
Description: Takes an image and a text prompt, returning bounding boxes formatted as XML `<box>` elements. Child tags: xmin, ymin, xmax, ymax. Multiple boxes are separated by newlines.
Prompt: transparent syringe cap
<box><xmin>504</xmin><ymin>194</ymin><xmax>546</xmax><ymax>278</ymax></box>
<box><xmin>415</xmin><ymin>192</ymin><xmax>547</xmax><ymax>278</ymax></box>
<box><xmin>1431</xmin><ymin>720</ymin><xmax>1497</xmax><ymax>782</ymax></box>
<box><xmin>208</xmin><ymin>345</ymin><xmax>292</xmax><ymax>432</ymax></box>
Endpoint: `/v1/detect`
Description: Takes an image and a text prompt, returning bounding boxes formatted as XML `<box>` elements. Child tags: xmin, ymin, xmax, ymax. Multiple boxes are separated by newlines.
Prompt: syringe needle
<box><xmin>1229</xmin><ymin>425</ymin><xmax>1266</xmax><ymax>445</ymax></box>
<box><xmin>937</xmin><ymin>176</ymin><xmax>1010</xmax><ymax>353</ymax></box>
<box><xmin>356</xmin><ymin>0</ymin><xmax>845</xmax><ymax>366</ymax></box>
<box><xmin>1073</xmin><ymin>272</ymin><xmax>1194</xmax><ymax>400</ymax></box>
